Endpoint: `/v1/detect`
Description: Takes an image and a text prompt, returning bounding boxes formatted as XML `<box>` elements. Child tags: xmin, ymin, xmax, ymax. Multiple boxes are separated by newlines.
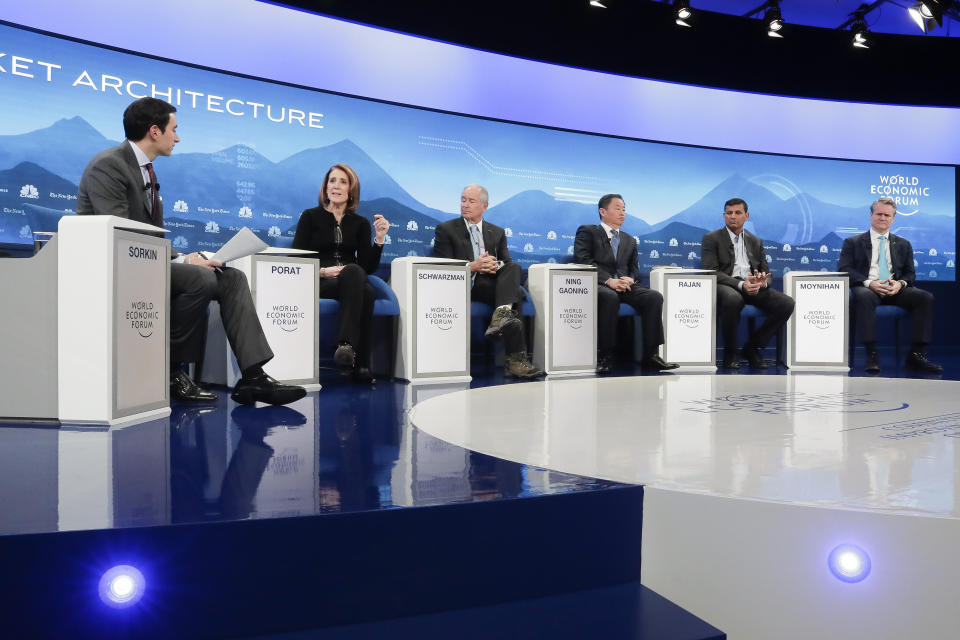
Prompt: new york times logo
<box><xmin>426</xmin><ymin>306</ymin><xmax>458</xmax><ymax>330</ymax></box>
<box><xmin>674</xmin><ymin>307</ymin><xmax>704</xmax><ymax>329</ymax></box>
<box><xmin>126</xmin><ymin>300</ymin><xmax>159</xmax><ymax>338</ymax></box>
<box><xmin>266</xmin><ymin>304</ymin><xmax>304</xmax><ymax>332</ymax></box>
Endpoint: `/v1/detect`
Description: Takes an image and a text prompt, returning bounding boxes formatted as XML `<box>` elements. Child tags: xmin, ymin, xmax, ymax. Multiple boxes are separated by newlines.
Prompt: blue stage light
<box><xmin>828</xmin><ymin>544</ymin><xmax>871</xmax><ymax>583</ymax></box>
<box><xmin>98</xmin><ymin>565</ymin><xmax>145</xmax><ymax>608</ymax></box>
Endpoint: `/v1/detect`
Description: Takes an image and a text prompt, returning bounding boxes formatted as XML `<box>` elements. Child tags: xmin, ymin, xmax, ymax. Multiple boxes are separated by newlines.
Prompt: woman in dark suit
<box><xmin>292</xmin><ymin>163</ymin><xmax>390</xmax><ymax>383</ymax></box>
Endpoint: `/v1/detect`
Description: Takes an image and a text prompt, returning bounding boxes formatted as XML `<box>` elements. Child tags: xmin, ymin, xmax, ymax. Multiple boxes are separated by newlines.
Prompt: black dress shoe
<box><xmin>171</xmin><ymin>369</ymin><xmax>218</xmax><ymax>402</ymax></box>
<box><xmin>742</xmin><ymin>344</ymin><xmax>768</xmax><ymax>369</ymax></box>
<box><xmin>722</xmin><ymin>354</ymin><xmax>741</xmax><ymax>369</ymax></box>
<box><xmin>905</xmin><ymin>351</ymin><xmax>943</xmax><ymax>373</ymax></box>
<box><xmin>231</xmin><ymin>373</ymin><xmax>307</xmax><ymax>406</ymax></box>
<box><xmin>864</xmin><ymin>350</ymin><xmax>881</xmax><ymax>373</ymax></box>
<box><xmin>596</xmin><ymin>355</ymin><xmax>613</xmax><ymax>375</ymax></box>
<box><xmin>333</xmin><ymin>342</ymin><xmax>356</xmax><ymax>370</ymax></box>
<box><xmin>351</xmin><ymin>367</ymin><xmax>376</xmax><ymax>384</ymax></box>
<box><xmin>640</xmin><ymin>354</ymin><xmax>679</xmax><ymax>371</ymax></box>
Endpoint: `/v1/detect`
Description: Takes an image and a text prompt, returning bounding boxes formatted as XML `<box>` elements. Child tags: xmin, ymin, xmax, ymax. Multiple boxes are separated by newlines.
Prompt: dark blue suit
<box><xmin>574</xmin><ymin>224</ymin><xmax>664</xmax><ymax>358</ymax></box>
<box><xmin>838</xmin><ymin>231</ymin><xmax>933</xmax><ymax>346</ymax></box>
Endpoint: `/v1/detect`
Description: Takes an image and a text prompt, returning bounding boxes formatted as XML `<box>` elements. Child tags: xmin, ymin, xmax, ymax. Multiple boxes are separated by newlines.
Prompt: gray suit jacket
<box><xmin>433</xmin><ymin>217</ymin><xmax>511</xmax><ymax>263</ymax></box>
<box><xmin>700</xmin><ymin>227</ymin><xmax>769</xmax><ymax>290</ymax></box>
<box><xmin>76</xmin><ymin>142</ymin><xmax>160</xmax><ymax>225</ymax></box>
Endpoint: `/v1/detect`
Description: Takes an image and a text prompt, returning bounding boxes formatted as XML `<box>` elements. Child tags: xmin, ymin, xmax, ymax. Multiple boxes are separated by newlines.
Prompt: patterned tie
<box><xmin>145</xmin><ymin>162</ymin><xmax>159</xmax><ymax>223</ymax></box>
<box><xmin>469</xmin><ymin>223</ymin><xmax>482</xmax><ymax>260</ymax></box>
<box><xmin>610</xmin><ymin>229</ymin><xmax>620</xmax><ymax>258</ymax></box>
<box><xmin>877</xmin><ymin>235</ymin><xmax>890</xmax><ymax>280</ymax></box>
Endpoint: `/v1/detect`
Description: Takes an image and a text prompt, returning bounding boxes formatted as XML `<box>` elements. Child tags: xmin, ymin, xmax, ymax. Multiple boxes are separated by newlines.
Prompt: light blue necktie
<box><xmin>877</xmin><ymin>235</ymin><xmax>891</xmax><ymax>280</ymax></box>
<box><xmin>469</xmin><ymin>224</ymin><xmax>482</xmax><ymax>260</ymax></box>
<box><xmin>610</xmin><ymin>229</ymin><xmax>620</xmax><ymax>258</ymax></box>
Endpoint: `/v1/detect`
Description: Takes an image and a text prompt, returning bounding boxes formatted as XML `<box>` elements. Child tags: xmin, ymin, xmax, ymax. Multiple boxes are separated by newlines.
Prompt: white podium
<box><xmin>650</xmin><ymin>267</ymin><xmax>717</xmax><ymax>371</ymax></box>
<box><xmin>0</xmin><ymin>215</ymin><xmax>171</xmax><ymax>425</ymax></box>
<box><xmin>528</xmin><ymin>263</ymin><xmax>597</xmax><ymax>376</ymax></box>
<box><xmin>391</xmin><ymin>257</ymin><xmax>471</xmax><ymax>383</ymax></box>
<box><xmin>783</xmin><ymin>271</ymin><xmax>849</xmax><ymax>371</ymax></box>
<box><xmin>202</xmin><ymin>248</ymin><xmax>320</xmax><ymax>391</ymax></box>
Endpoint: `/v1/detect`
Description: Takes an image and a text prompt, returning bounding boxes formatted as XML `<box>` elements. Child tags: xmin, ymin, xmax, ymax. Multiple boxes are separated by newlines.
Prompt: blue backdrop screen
<box><xmin>0</xmin><ymin>22</ymin><xmax>955</xmax><ymax>280</ymax></box>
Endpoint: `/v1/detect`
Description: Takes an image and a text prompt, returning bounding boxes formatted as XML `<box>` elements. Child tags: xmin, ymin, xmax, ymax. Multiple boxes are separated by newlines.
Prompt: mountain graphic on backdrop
<box><xmin>0</xmin><ymin>117</ymin><xmax>952</xmax><ymax>281</ymax></box>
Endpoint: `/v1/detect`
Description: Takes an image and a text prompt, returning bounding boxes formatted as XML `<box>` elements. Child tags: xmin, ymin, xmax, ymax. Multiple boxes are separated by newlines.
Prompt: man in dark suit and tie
<box><xmin>433</xmin><ymin>184</ymin><xmax>544</xmax><ymax>379</ymax></box>
<box><xmin>574</xmin><ymin>194</ymin><xmax>677</xmax><ymax>373</ymax></box>
<box><xmin>77</xmin><ymin>97</ymin><xmax>306</xmax><ymax>405</ymax></box>
<box><xmin>838</xmin><ymin>196</ymin><xmax>940</xmax><ymax>373</ymax></box>
<box><xmin>700</xmin><ymin>197</ymin><xmax>794</xmax><ymax>369</ymax></box>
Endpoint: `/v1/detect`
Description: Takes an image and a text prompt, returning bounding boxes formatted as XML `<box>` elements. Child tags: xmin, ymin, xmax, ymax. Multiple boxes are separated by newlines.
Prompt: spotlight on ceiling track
<box><xmin>745</xmin><ymin>1</ymin><xmax>785</xmax><ymax>37</ymax></box>
<box><xmin>908</xmin><ymin>1</ymin><xmax>953</xmax><ymax>32</ymax></box>
<box><xmin>850</xmin><ymin>10</ymin><xmax>870</xmax><ymax>48</ymax></box>
<box><xmin>673</xmin><ymin>0</ymin><xmax>693</xmax><ymax>27</ymax></box>
<box><xmin>764</xmin><ymin>2</ymin><xmax>784</xmax><ymax>37</ymax></box>
<box><xmin>589</xmin><ymin>0</ymin><xmax>607</xmax><ymax>8</ymax></box>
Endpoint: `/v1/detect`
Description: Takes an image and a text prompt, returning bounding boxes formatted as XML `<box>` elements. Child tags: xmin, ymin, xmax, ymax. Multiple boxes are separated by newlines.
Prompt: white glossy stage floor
<box><xmin>410</xmin><ymin>374</ymin><xmax>960</xmax><ymax>640</ymax></box>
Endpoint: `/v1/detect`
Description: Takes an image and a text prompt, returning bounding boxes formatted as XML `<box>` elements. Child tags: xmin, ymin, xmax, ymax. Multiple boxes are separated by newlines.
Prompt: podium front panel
<box><xmin>549</xmin><ymin>270</ymin><xmax>597</xmax><ymax>372</ymax></box>
<box><xmin>112</xmin><ymin>230</ymin><xmax>170</xmax><ymax>419</ymax></box>
<box><xmin>413</xmin><ymin>264</ymin><xmax>470</xmax><ymax>378</ymax></box>
<box><xmin>250</xmin><ymin>256</ymin><xmax>319</xmax><ymax>385</ymax></box>
<box><xmin>787</xmin><ymin>275</ymin><xmax>848</xmax><ymax>367</ymax></box>
<box><xmin>659</xmin><ymin>273</ymin><xmax>716</xmax><ymax>366</ymax></box>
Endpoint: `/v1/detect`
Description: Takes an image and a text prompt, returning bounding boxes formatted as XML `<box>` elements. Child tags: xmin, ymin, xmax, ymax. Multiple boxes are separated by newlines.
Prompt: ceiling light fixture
<box><xmin>673</xmin><ymin>0</ymin><xmax>693</xmax><ymax>27</ymax></box>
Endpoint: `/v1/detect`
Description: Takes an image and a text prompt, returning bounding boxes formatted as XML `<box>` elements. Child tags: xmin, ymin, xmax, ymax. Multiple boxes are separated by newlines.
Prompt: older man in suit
<box><xmin>838</xmin><ymin>196</ymin><xmax>940</xmax><ymax>373</ymax></box>
<box><xmin>432</xmin><ymin>184</ymin><xmax>544</xmax><ymax>379</ymax></box>
<box><xmin>701</xmin><ymin>197</ymin><xmax>794</xmax><ymax>369</ymax></box>
<box><xmin>574</xmin><ymin>194</ymin><xmax>677</xmax><ymax>373</ymax></box>
<box><xmin>77</xmin><ymin>97</ymin><xmax>305</xmax><ymax>405</ymax></box>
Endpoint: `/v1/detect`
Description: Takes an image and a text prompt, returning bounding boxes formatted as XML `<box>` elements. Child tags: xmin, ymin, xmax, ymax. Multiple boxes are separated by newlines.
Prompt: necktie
<box><xmin>877</xmin><ymin>236</ymin><xmax>890</xmax><ymax>280</ymax></box>
<box><xmin>145</xmin><ymin>162</ymin><xmax>159</xmax><ymax>222</ymax></box>
<box><xmin>610</xmin><ymin>229</ymin><xmax>620</xmax><ymax>258</ymax></box>
<box><xmin>469</xmin><ymin>224</ymin><xmax>482</xmax><ymax>260</ymax></box>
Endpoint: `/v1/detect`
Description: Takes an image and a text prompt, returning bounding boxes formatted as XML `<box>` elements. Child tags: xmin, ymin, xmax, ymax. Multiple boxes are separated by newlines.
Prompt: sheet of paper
<box><xmin>207</xmin><ymin>227</ymin><xmax>269</xmax><ymax>263</ymax></box>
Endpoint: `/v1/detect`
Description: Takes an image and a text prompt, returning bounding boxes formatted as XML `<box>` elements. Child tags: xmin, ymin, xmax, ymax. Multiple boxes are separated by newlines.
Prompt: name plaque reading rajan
<box><xmin>414</xmin><ymin>265</ymin><xmax>469</xmax><ymax>375</ymax></box>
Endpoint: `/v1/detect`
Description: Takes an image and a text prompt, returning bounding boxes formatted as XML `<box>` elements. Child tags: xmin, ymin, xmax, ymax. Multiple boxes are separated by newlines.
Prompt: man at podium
<box><xmin>433</xmin><ymin>184</ymin><xmax>544</xmax><ymax>378</ymax></box>
<box><xmin>77</xmin><ymin>97</ymin><xmax>306</xmax><ymax>406</ymax></box>
<box><xmin>701</xmin><ymin>197</ymin><xmax>794</xmax><ymax>369</ymax></box>
<box><xmin>574</xmin><ymin>194</ymin><xmax>677</xmax><ymax>373</ymax></box>
<box><xmin>838</xmin><ymin>196</ymin><xmax>941</xmax><ymax>373</ymax></box>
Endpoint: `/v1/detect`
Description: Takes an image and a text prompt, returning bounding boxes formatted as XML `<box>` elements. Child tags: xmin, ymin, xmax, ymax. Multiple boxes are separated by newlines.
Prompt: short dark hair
<box><xmin>598</xmin><ymin>194</ymin><xmax>624</xmax><ymax>217</ymax></box>
<box><xmin>123</xmin><ymin>97</ymin><xmax>177</xmax><ymax>141</ymax></box>
<box><xmin>724</xmin><ymin>197</ymin><xmax>748</xmax><ymax>212</ymax></box>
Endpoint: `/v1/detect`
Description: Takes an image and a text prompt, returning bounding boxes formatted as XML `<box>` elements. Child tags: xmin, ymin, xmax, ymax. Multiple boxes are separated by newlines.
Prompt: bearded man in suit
<box><xmin>573</xmin><ymin>194</ymin><xmax>677</xmax><ymax>374</ymax></box>
<box><xmin>837</xmin><ymin>196</ymin><xmax>941</xmax><ymax>373</ymax></box>
<box><xmin>77</xmin><ymin>97</ymin><xmax>305</xmax><ymax>405</ymax></box>
<box><xmin>700</xmin><ymin>197</ymin><xmax>794</xmax><ymax>369</ymax></box>
<box><xmin>432</xmin><ymin>184</ymin><xmax>544</xmax><ymax>379</ymax></box>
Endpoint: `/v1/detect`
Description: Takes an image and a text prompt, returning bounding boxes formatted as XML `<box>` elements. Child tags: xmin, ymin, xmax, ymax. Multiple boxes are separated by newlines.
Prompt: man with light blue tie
<box><xmin>433</xmin><ymin>184</ymin><xmax>544</xmax><ymax>378</ymax></box>
<box><xmin>838</xmin><ymin>196</ymin><xmax>940</xmax><ymax>373</ymax></box>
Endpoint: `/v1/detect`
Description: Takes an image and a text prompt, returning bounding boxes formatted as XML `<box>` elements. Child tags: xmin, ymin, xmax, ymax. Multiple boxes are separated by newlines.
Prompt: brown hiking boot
<box><xmin>504</xmin><ymin>351</ymin><xmax>546</xmax><ymax>379</ymax></box>
<box><xmin>485</xmin><ymin>306</ymin><xmax>521</xmax><ymax>339</ymax></box>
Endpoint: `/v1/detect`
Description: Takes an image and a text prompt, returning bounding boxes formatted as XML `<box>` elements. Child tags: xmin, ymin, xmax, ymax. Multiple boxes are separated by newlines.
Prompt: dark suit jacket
<box><xmin>700</xmin><ymin>228</ymin><xmax>769</xmax><ymax>289</ymax></box>
<box><xmin>76</xmin><ymin>142</ymin><xmax>160</xmax><ymax>225</ymax></box>
<box><xmin>573</xmin><ymin>224</ymin><xmax>640</xmax><ymax>283</ymax></box>
<box><xmin>837</xmin><ymin>231</ymin><xmax>915</xmax><ymax>286</ymax></box>
<box><xmin>433</xmin><ymin>217</ymin><xmax>511</xmax><ymax>263</ymax></box>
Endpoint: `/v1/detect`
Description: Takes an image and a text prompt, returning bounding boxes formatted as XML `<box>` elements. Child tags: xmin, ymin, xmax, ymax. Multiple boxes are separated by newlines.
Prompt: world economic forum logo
<box><xmin>173</xmin><ymin>200</ymin><xmax>189</xmax><ymax>213</ymax></box>
<box><xmin>238</xmin><ymin>206</ymin><xmax>253</xmax><ymax>219</ymax></box>
<box><xmin>205</xmin><ymin>221</ymin><xmax>220</xmax><ymax>233</ymax></box>
<box><xmin>19</xmin><ymin>184</ymin><xmax>39</xmax><ymax>199</ymax></box>
<box><xmin>870</xmin><ymin>174</ymin><xmax>930</xmax><ymax>215</ymax></box>
<box><xmin>268</xmin><ymin>226</ymin><xmax>281</xmax><ymax>238</ymax></box>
